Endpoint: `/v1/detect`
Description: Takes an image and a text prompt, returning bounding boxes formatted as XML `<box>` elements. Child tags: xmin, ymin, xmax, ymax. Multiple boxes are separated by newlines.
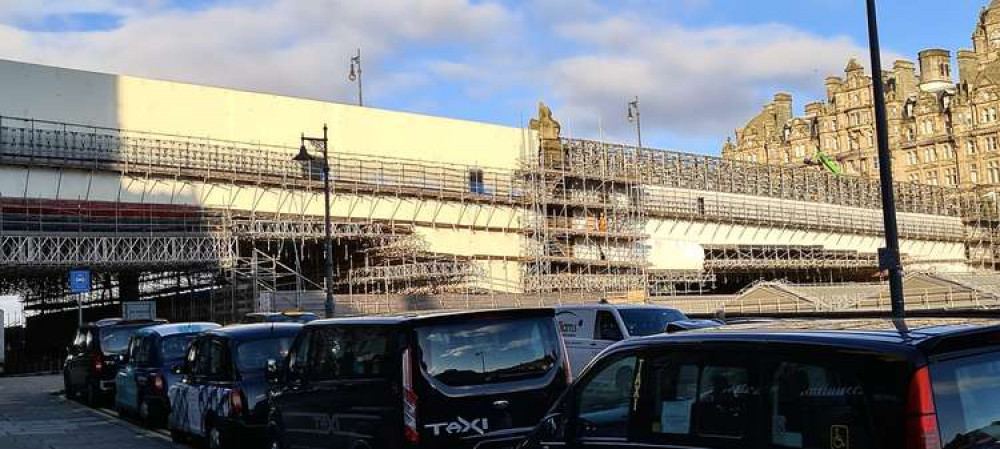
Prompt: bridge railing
<box><xmin>0</xmin><ymin>116</ymin><xmax>524</xmax><ymax>204</ymax></box>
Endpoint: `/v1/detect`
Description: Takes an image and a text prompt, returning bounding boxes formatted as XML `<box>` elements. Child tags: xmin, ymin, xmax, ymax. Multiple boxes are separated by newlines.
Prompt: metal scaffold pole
<box><xmin>866</xmin><ymin>0</ymin><xmax>906</xmax><ymax>318</ymax></box>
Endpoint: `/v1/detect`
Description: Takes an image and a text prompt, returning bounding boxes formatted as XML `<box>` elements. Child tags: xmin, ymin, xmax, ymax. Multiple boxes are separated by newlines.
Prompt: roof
<box><xmin>308</xmin><ymin>308</ymin><xmax>554</xmax><ymax>327</ymax></box>
<box><xmin>618</xmin><ymin>318</ymin><xmax>1000</xmax><ymax>354</ymax></box>
<box><xmin>555</xmin><ymin>304</ymin><xmax>682</xmax><ymax>312</ymax></box>
<box><xmin>208</xmin><ymin>323</ymin><xmax>303</xmax><ymax>340</ymax></box>
<box><xmin>137</xmin><ymin>322</ymin><xmax>220</xmax><ymax>338</ymax></box>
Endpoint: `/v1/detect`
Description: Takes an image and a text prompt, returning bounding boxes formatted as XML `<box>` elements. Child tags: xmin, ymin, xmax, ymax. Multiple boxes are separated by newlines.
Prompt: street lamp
<box><xmin>866</xmin><ymin>0</ymin><xmax>905</xmax><ymax>319</ymax></box>
<box><xmin>293</xmin><ymin>125</ymin><xmax>336</xmax><ymax>318</ymax></box>
<box><xmin>627</xmin><ymin>96</ymin><xmax>642</xmax><ymax>148</ymax></box>
<box><xmin>349</xmin><ymin>48</ymin><xmax>363</xmax><ymax>107</ymax></box>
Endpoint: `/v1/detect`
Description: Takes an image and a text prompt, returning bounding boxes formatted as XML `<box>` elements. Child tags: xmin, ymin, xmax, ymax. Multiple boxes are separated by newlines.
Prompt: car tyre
<box><xmin>205</xmin><ymin>421</ymin><xmax>229</xmax><ymax>449</ymax></box>
<box><xmin>170</xmin><ymin>428</ymin><xmax>186</xmax><ymax>444</ymax></box>
<box><xmin>63</xmin><ymin>374</ymin><xmax>75</xmax><ymax>399</ymax></box>
<box><xmin>138</xmin><ymin>399</ymin><xmax>154</xmax><ymax>427</ymax></box>
<box><xmin>84</xmin><ymin>383</ymin><xmax>100</xmax><ymax>407</ymax></box>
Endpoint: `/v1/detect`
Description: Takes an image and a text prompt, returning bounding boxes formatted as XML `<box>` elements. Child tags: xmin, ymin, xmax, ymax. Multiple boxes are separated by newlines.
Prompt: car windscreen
<box><xmin>99</xmin><ymin>325</ymin><xmax>148</xmax><ymax>354</ymax></box>
<box><xmin>159</xmin><ymin>334</ymin><xmax>199</xmax><ymax>362</ymax></box>
<box><xmin>417</xmin><ymin>316</ymin><xmax>559</xmax><ymax>387</ymax></box>
<box><xmin>618</xmin><ymin>308</ymin><xmax>688</xmax><ymax>337</ymax></box>
<box><xmin>932</xmin><ymin>350</ymin><xmax>1000</xmax><ymax>448</ymax></box>
<box><xmin>235</xmin><ymin>336</ymin><xmax>294</xmax><ymax>373</ymax></box>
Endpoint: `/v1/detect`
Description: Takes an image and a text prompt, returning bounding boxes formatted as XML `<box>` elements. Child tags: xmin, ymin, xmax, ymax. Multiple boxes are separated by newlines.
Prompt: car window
<box><xmin>595</xmin><ymin>311</ymin><xmax>623</xmax><ymax>341</ymax></box>
<box><xmin>575</xmin><ymin>355</ymin><xmax>638</xmax><ymax>440</ymax></box>
<box><xmin>131</xmin><ymin>336</ymin><xmax>152</xmax><ymax>366</ymax></box>
<box><xmin>768</xmin><ymin>362</ymin><xmax>873</xmax><ymax>449</ymax></box>
<box><xmin>288</xmin><ymin>332</ymin><xmax>310</xmax><ymax>375</ymax></box>
<box><xmin>160</xmin><ymin>334</ymin><xmax>198</xmax><ymax>363</ymax></box>
<box><xmin>417</xmin><ymin>316</ymin><xmax>559</xmax><ymax>387</ymax></box>
<box><xmin>99</xmin><ymin>325</ymin><xmax>147</xmax><ymax>355</ymax></box>
<box><xmin>932</xmin><ymin>351</ymin><xmax>1000</xmax><ymax>449</ymax></box>
<box><xmin>618</xmin><ymin>308</ymin><xmax>688</xmax><ymax>337</ymax></box>
<box><xmin>185</xmin><ymin>339</ymin><xmax>200</xmax><ymax>374</ymax></box>
<box><xmin>308</xmin><ymin>326</ymin><xmax>391</xmax><ymax>380</ymax></box>
<box><xmin>235</xmin><ymin>337</ymin><xmax>293</xmax><ymax>373</ymax></box>
<box><xmin>206</xmin><ymin>338</ymin><xmax>229</xmax><ymax>378</ymax></box>
<box><xmin>646</xmin><ymin>360</ymin><xmax>753</xmax><ymax>441</ymax></box>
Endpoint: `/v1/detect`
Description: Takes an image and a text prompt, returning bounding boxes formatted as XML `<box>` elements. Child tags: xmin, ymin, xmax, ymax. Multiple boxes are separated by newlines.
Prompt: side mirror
<box><xmin>266</xmin><ymin>359</ymin><xmax>280</xmax><ymax>384</ymax></box>
<box><xmin>170</xmin><ymin>364</ymin><xmax>185</xmax><ymax>375</ymax></box>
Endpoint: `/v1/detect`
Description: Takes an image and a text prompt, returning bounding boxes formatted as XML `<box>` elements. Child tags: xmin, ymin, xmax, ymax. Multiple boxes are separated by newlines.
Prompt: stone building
<box><xmin>727</xmin><ymin>1</ymin><xmax>1000</xmax><ymax>190</ymax></box>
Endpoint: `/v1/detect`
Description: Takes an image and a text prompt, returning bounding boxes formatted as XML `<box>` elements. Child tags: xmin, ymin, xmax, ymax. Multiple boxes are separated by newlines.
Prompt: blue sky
<box><xmin>0</xmin><ymin>0</ymin><xmax>990</xmax><ymax>155</ymax></box>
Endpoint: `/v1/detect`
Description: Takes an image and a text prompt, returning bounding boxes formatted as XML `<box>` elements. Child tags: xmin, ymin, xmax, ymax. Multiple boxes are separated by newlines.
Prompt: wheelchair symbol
<box><xmin>831</xmin><ymin>425</ymin><xmax>849</xmax><ymax>449</ymax></box>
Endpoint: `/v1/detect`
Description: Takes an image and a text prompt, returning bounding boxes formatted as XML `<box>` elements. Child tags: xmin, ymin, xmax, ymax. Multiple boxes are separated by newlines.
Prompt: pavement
<box><xmin>0</xmin><ymin>375</ymin><xmax>184</xmax><ymax>449</ymax></box>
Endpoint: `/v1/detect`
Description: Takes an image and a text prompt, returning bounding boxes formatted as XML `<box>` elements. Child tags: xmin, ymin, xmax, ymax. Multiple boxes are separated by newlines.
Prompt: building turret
<box><xmin>958</xmin><ymin>49</ymin><xmax>979</xmax><ymax>86</ymax></box>
<box><xmin>825</xmin><ymin>77</ymin><xmax>843</xmax><ymax>102</ymax></box>
<box><xmin>805</xmin><ymin>102</ymin><xmax>824</xmax><ymax>118</ymax></box>
<box><xmin>918</xmin><ymin>49</ymin><xmax>953</xmax><ymax>92</ymax></box>
<box><xmin>772</xmin><ymin>93</ymin><xmax>793</xmax><ymax>123</ymax></box>
<box><xmin>892</xmin><ymin>60</ymin><xmax>918</xmax><ymax>96</ymax></box>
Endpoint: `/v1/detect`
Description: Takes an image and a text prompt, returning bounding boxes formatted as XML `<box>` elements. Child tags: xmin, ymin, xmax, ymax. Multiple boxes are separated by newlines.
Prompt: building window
<box><xmin>468</xmin><ymin>169</ymin><xmax>486</xmax><ymax>194</ymax></box>
<box><xmin>926</xmin><ymin>172</ymin><xmax>939</xmax><ymax>185</ymax></box>
<box><xmin>989</xmin><ymin>161</ymin><xmax>1000</xmax><ymax>184</ymax></box>
<box><xmin>907</xmin><ymin>151</ymin><xmax>919</xmax><ymax>166</ymax></box>
<box><xmin>989</xmin><ymin>137</ymin><xmax>999</xmax><ymax>152</ymax></box>
<box><xmin>923</xmin><ymin>147</ymin><xmax>937</xmax><ymax>162</ymax></box>
<box><xmin>909</xmin><ymin>173</ymin><xmax>920</xmax><ymax>183</ymax></box>
<box><xmin>942</xmin><ymin>144</ymin><xmax>954</xmax><ymax>160</ymax></box>
<box><xmin>968</xmin><ymin>141</ymin><xmax>978</xmax><ymax>155</ymax></box>
<box><xmin>971</xmin><ymin>168</ymin><xmax>980</xmax><ymax>184</ymax></box>
<box><xmin>945</xmin><ymin>168</ymin><xmax>959</xmax><ymax>186</ymax></box>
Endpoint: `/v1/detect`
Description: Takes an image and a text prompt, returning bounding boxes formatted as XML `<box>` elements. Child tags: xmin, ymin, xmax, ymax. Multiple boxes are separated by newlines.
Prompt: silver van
<box><xmin>554</xmin><ymin>304</ymin><xmax>692</xmax><ymax>377</ymax></box>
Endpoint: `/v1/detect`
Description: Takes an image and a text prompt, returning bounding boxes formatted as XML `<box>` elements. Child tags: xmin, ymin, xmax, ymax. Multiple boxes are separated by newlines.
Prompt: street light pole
<box><xmin>627</xmin><ymin>96</ymin><xmax>642</xmax><ymax>148</ymax></box>
<box><xmin>295</xmin><ymin>125</ymin><xmax>335</xmax><ymax>318</ymax></box>
<box><xmin>349</xmin><ymin>48</ymin><xmax>363</xmax><ymax>107</ymax></box>
<box><xmin>866</xmin><ymin>0</ymin><xmax>906</xmax><ymax>319</ymax></box>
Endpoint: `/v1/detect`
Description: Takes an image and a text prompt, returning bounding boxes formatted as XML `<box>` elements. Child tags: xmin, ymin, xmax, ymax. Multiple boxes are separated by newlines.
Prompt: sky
<box><xmin>0</xmin><ymin>1</ymin><xmax>990</xmax><ymax>155</ymax></box>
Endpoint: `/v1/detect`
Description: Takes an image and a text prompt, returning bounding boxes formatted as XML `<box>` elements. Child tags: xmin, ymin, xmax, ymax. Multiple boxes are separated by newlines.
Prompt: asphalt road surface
<box><xmin>0</xmin><ymin>375</ymin><xmax>184</xmax><ymax>449</ymax></box>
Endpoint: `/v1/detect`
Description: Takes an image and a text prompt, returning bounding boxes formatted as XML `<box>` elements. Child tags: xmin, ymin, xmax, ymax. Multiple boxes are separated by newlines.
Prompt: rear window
<box><xmin>99</xmin><ymin>325</ymin><xmax>148</xmax><ymax>354</ymax></box>
<box><xmin>619</xmin><ymin>308</ymin><xmax>687</xmax><ymax>337</ymax></box>
<box><xmin>160</xmin><ymin>334</ymin><xmax>198</xmax><ymax>362</ymax></box>
<box><xmin>417</xmin><ymin>316</ymin><xmax>559</xmax><ymax>387</ymax></box>
<box><xmin>932</xmin><ymin>351</ymin><xmax>1000</xmax><ymax>448</ymax></box>
<box><xmin>308</xmin><ymin>326</ymin><xmax>394</xmax><ymax>380</ymax></box>
<box><xmin>235</xmin><ymin>337</ymin><xmax>294</xmax><ymax>372</ymax></box>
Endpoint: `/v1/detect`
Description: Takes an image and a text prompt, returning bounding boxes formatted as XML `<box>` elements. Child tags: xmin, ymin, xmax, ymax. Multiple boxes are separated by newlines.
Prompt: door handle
<box><xmin>492</xmin><ymin>400</ymin><xmax>510</xmax><ymax>410</ymax></box>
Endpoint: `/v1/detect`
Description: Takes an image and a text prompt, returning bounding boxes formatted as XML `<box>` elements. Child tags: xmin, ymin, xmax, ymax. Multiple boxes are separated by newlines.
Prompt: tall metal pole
<box><xmin>628</xmin><ymin>96</ymin><xmax>642</xmax><ymax>148</ymax></box>
<box><xmin>866</xmin><ymin>0</ymin><xmax>905</xmax><ymax>318</ymax></box>
<box><xmin>320</xmin><ymin>125</ymin><xmax>335</xmax><ymax>318</ymax></box>
<box><xmin>350</xmin><ymin>49</ymin><xmax>363</xmax><ymax>107</ymax></box>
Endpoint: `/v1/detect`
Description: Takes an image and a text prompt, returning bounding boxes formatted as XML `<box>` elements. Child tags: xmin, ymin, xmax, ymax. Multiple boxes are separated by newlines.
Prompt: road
<box><xmin>0</xmin><ymin>375</ymin><xmax>183</xmax><ymax>449</ymax></box>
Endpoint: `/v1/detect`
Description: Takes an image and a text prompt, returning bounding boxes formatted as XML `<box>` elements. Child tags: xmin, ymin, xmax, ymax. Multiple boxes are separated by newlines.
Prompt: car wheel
<box><xmin>138</xmin><ymin>399</ymin><xmax>152</xmax><ymax>426</ymax></box>
<box><xmin>84</xmin><ymin>383</ymin><xmax>99</xmax><ymax>407</ymax></box>
<box><xmin>63</xmin><ymin>375</ymin><xmax>75</xmax><ymax>399</ymax></box>
<box><xmin>206</xmin><ymin>421</ymin><xmax>228</xmax><ymax>449</ymax></box>
<box><xmin>169</xmin><ymin>428</ymin><xmax>186</xmax><ymax>444</ymax></box>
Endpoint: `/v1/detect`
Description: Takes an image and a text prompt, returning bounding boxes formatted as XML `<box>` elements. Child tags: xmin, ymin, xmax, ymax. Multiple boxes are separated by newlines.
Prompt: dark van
<box><xmin>519</xmin><ymin>317</ymin><xmax>1000</xmax><ymax>449</ymax></box>
<box><xmin>268</xmin><ymin>308</ymin><xmax>570</xmax><ymax>449</ymax></box>
<box><xmin>63</xmin><ymin>318</ymin><xmax>168</xmax><ymax>406</ymax></box>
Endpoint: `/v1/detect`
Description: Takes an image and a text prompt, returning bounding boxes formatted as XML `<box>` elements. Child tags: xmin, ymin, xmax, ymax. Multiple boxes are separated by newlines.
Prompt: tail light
<box><xmin>907</xmin><ymin>366</ymin><xmax>941</xmax><ymax>449</ymax></box>
<box><xmin>152</xmin><ymin>373</ymin><xmax>165</xmax><ymax>394</ymax></box>
<box><xmin>92</xmin><ymin>354</ymin><xmax>104</xmax><ymax>374</ymax></box>
<box><xmin>230</xmin><ymin>388</ymin><xmax>245</xmax><ymax>417</ymax></box>
<box><xmin>402</xmin><ymin>347</ymin><xmax>419</xmax><ymax>445</ymax></box>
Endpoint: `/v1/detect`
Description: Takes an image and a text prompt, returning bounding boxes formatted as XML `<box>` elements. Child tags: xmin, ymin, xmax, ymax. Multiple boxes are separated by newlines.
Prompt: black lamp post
<box><xmin>866</xmin><ymin>0</ymin><xmax>906</xmax><ymax>319</ymax></box>
<box><xmin>294</xmin><ymin>125</ymin><xmax>335</xmax><ymax>318</ymax></box>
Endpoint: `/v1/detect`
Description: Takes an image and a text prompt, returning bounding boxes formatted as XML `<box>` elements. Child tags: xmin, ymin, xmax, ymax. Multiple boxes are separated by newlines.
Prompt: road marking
<box><xmin>56</xmin><ymin>394</ymin><xmax>173</xmax><ymax>442</ymax></box>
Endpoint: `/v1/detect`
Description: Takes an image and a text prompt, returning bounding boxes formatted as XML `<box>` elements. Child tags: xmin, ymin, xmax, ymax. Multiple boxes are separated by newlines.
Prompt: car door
<box><xmin>632</xmin><ymin>345</ymin><xmax>761</xmax><ymax>449</ymax></box>
<box><xmin>557</xmin><ymin>308</ymin><xmax>598</xmax><ymax>376</ymax></box>
<box><xmin>171</xmin><ymin>337</ymin><xmax>207</xmax><ymax>435</ymax></box>
<box><xmin>115</xmin><ymin>336</ymin><xmax>140</xmax><ymax>412</ymax></box>
<box><xmin>195</xmin><ymin>336</ymin><xmax>233</xmax><ymax>437</ymax></box>
<box><xmin>272</xmin><ymin>329</ymin><xmax>316</xmax><ymax>449</ymax></box>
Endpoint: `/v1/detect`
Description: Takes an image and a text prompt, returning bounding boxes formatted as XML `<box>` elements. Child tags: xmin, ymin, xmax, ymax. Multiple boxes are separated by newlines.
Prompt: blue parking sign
<box><xmin>69</xmin><ymin>269</ymin><xmax>91</xmax><ymax>293</ymax></box>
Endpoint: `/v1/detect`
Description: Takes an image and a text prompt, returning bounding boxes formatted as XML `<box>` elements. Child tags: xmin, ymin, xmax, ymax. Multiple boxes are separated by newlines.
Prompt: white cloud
<box><xmin>0</xmin><ymin>0</ymin><xmax>888</xmax><ymax>151</ymax></box>
<box><xmin>0</xmin><ymin>0</ymin><xmax>516</xmax><ymax>105</ymax></box>
<box><xmin>545</xmin><ymin>17</ymin><xmax>882</xmax><ymax>140</ymax></box>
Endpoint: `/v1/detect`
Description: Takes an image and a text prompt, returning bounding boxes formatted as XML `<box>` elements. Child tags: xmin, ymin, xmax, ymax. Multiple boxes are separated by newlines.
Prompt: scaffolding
<box><xmin>1</xmin><ymin>113</ymin><xmax>996</xmax><ymax>315</ymax></box>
